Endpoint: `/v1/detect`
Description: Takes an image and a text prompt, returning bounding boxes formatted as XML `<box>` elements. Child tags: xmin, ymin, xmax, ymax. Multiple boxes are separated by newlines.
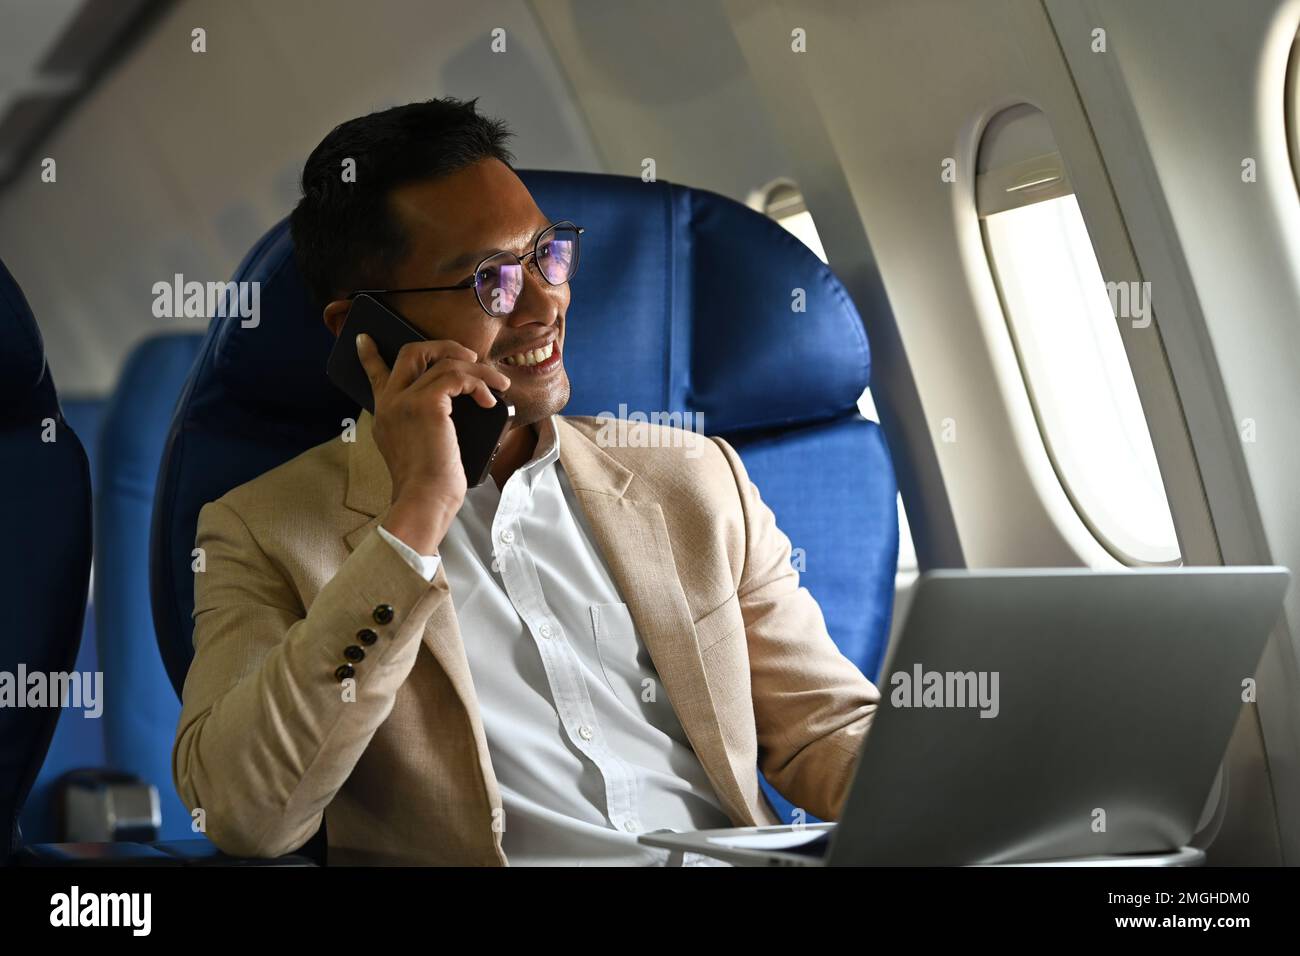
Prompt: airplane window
<box><xmin>751</xmin><ymin>178</ymin><xmax>829</xmax><ymax>263</ymax></box>
<box><xmin>978</xmin><ymin>107</ymin><xmax>1180</xmax><ymax>565</ymax></box>
<box><xmin>750</xmin><ymin>179</ymin><xmax>918</xmax><ymax>584</ymax></box>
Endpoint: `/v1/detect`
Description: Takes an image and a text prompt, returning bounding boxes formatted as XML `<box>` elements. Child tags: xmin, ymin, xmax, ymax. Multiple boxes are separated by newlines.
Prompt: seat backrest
<box><xmin>96</xmin><ymin>333</ymin><xmax>204</xmax><ymax>840</ymax></box>
<box><xmin>18</xmin><ymin>397</ymin><xmax>106</xmax><ymax>843</ymax></box>
<box><xmin>152</xmin><ymin>170</ymin><xmax>898</xmax><ymax>696</ymax></box>
<box><xmin>0</xmin><ymin>258</ymin><xmax>93</xmax><ymax>860</ymax></box>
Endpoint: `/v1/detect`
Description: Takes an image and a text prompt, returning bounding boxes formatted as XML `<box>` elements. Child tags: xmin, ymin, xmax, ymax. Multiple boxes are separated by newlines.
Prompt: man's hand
<box><xmin>356</xmin><ymin>332</ymin><xmax>511</xmax><ymax>555</ymax></box>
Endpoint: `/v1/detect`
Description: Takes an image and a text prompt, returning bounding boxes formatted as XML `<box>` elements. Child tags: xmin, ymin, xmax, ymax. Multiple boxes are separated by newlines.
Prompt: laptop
<box><xmin>639</xmin><ymin>567</ymin><xmax>1291</xmax><ymax>866</ymax></box>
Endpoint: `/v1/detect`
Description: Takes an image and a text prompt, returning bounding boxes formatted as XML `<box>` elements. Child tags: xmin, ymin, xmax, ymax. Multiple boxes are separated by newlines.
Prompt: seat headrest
<box><xmin>0</xmin><ymin>256</ymin><xmax>92</xmax><ymax>858</ymax></box>
<box><xmin>0</xmin><ymin>259</ymin><xmax>54</xmax><ymax>418</ymax></box>
<box><xmin>208</xmin><ymin>170</ymin><xmax>870</xmax><ymax>432</ymax></box>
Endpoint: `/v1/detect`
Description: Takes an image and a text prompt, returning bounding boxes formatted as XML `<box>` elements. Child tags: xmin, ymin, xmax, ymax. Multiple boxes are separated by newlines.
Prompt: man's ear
<box><xmin>323</xmin><ymin>298</ymin><xmax>351</xmax><ymax>338</ymax></box>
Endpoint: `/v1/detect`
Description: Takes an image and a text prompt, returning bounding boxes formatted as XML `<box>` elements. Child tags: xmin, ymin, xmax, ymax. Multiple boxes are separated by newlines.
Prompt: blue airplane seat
<box><xmin>0</xmin><ymin>258</ymin><xmax>94</xmax><ymax>863</ymax></box>
<box><xmin>96</xmin><ymin>333</ymin><xmax>206</xmax><ymax>842</ymax></box>
<box><xmin>17</xmin><ymin>398</ymin><xmax>106</xmax><ymax>844</ymax></box>
<box><xmin>151</xmin><ymin>170</ymin><xmax>898</xmax><ymax>830</ymax></box>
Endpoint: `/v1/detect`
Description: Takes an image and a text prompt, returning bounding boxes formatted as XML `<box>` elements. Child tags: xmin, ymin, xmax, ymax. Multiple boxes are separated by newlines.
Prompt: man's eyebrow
<box><xmin>437</xmin><ymin>223</ymin><xmax>553</xmax><ymax>274</ymax></box>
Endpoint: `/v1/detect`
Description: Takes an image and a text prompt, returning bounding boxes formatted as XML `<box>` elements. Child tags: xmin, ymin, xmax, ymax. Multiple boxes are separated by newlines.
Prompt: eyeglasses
<box><xmin>347</xmin><ymin>220</ymin><xmax>584</xmax><ymax>318</ymax></box>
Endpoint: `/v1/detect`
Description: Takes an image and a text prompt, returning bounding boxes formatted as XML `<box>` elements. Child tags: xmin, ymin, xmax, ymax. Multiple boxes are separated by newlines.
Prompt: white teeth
<box><xmin>502</xmin><ymin>341</ymin><xmax>554</xmax><ymax>367</ymax></box>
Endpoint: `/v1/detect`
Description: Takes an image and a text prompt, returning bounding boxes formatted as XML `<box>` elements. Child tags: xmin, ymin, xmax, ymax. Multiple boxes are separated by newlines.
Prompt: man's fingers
<box><xmin>470</xmin><ymin>379</ymin><xmax>499</xmax><ymax>409</ymax></box>
<box><xmin>362</xmin><ymin>338</ymin><xmax>509</xmax><ymax>411</ymax></box>
<box><xmin>355</xmin><ymin>333</ymin><xmax>389</xmax><ymax>394</ymax></box>
<box><xmin>389</xmin><ymin>339</ymin><xmax>479</xmax><ymax>392</ymax></box>
<box><xmin>480</xmin><ymin>364</ymin><xmax>512</xmax><ymax>393</ymax></box>
<box><xmin>411</xmin><ymin>357</ymin><xmax>511</xmax><ymax>395</ymax></box>
<box><xmin>424</xmin><ymin>370</ymin><xmax>500</xmax><ymax>409</ymax></box>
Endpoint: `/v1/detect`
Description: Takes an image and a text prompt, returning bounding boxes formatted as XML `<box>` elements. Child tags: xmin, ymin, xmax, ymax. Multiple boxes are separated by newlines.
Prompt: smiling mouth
<box><xmin>499</xmin><ymin>340</ymin><xmax>556</xmax><ymax>367</ymax></box>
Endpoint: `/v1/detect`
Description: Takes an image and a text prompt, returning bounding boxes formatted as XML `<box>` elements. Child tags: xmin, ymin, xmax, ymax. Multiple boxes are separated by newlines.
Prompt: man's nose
<box><xmin>506</xmin><ymin>261</ymin><xmax>563</xmax><ymax>327</ymax></box>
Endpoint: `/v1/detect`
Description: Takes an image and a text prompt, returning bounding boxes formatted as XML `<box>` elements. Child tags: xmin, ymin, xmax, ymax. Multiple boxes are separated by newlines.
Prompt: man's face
<box><xmin>332</xmin><ymin>157</ymin><xmax>571</xmax><ymax>428</ymax></box>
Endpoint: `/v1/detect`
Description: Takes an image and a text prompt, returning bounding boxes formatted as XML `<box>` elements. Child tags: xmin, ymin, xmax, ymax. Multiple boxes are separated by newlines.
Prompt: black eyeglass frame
<box><xmin>345</xmin><ymin>220</ymin><xmax>585</xmax><ymax>317</ymax></box>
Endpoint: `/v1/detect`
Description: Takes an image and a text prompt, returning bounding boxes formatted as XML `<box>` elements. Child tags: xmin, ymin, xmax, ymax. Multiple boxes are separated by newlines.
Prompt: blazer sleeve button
<box><xmin>344</xmin><ymin>645</ymin><xmax>365</xmax><ymax>662</ymax></box>
<box><xmin>334</xmin><ymin>663</ymin><xmax>356</xmax><ymax>682</ymax></box>
<box><xmin>356</xmin><ymin>628</ymin><xmax>378</xmax><ymax>645</ymax></box>
<box><xmin>373</xmin><ymin>604</ymin><xmax>395</xmax><ymax>625</ymax></box>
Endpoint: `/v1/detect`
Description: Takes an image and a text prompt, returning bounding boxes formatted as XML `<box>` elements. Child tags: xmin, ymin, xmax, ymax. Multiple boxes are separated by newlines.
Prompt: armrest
<box><xmin>51</xmin><ymin>767</ymin><xmax>160</xmax><ymax>842</ymax></box>
<box><xmin>14</xmin><ymin>842</ymin><xmax>181</xmax><ymax>866</ymax></box>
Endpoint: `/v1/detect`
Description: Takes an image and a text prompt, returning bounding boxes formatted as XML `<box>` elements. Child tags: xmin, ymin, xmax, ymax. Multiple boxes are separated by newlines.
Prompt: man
<box><xmin>174</xmin><ymin>97</ymin><xmax>880</xmax><ymax>866</ymax></box>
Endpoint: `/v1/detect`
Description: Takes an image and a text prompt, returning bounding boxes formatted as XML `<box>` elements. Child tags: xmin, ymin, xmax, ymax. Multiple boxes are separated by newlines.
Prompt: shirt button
<box><xmin>538</xmin><ymin>623</ymin><xmax>553</xmax><ymax>638</ymax></box>
<box><xmin>578</xmin><ymin>725</ymin><xmax>593</xmax><ymax>741</ymax></box>
<box><xmin>372</xmin><ymin>604</ymin><xmax>394</xmax><ymax>625</ymax></box>
<box><xmin>499</xmin><ymin>528</ymin><xmax>515</xmax><ymax>544</ymax></box>
<box><xmin>623</xmin><ymin>821</ymin><xmax>639</xmax><ymax>833</ymax></box>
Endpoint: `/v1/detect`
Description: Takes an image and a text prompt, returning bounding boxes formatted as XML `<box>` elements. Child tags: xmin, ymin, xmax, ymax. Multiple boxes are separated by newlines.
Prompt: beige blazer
<box><xmin>174</xmin><ymin>411</ymin><xmax>880</xmax><ymax>865</ymax></box>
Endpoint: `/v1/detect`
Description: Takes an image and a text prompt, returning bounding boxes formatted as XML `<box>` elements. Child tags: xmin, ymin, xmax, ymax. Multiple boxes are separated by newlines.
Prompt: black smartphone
<box><xmin>325</xmin><ymin>293</ymin><xmax>515</xmax><ymax>488</ymax></box>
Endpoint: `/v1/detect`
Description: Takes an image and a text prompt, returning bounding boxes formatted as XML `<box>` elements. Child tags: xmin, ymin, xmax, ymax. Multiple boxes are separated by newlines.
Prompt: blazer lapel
<box><xmin>555</xmin><ymin>416</ymin><xmax>755</xmax><ymax>825</ymax></box>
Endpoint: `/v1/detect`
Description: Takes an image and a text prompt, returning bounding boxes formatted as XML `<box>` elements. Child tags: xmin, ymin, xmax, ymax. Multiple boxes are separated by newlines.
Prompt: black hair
<box><xmin>289</xmin><ymin>97</ymin><xmax>514</xmax><ymax>309</ymax></box>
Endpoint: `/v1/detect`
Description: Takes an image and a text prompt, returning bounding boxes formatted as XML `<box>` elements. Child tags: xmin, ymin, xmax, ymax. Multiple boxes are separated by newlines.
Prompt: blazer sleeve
<box><xmin>173</xmin><ymin>498</ymin><xmax>451</xmax><ymax>858</ymax></box>
<box><xmin>711</xmin><ymin>436</ymin><xmax>882</xmax><ymax>822</ymax></box>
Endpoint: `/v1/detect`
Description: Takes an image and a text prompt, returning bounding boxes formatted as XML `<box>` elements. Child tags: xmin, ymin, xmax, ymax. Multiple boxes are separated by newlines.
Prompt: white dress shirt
<box><xmin>376</xmin><ymin>415</ymin><xmax>735</xmax><ymax>865</ymax></box>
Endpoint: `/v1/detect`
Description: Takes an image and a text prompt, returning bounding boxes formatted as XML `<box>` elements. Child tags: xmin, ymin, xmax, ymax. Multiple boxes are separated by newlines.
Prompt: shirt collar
<box><xmin>469</xmin><ymin>414</ymin><xmax>559</xmax><ymax>498</ymax></box>
<box><xmin>534</xmin><ymin>414</ymin><xmax>561</xmax><ymax>461</ymax></box>
<box><xmin>521</xmin><ymin>414</ymin><xmax>561</xmax><ymax>490</ymax></box>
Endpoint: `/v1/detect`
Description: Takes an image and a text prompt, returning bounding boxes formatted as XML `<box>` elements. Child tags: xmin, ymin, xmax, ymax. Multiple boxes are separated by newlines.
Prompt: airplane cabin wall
<box><xmin>703</xmin><ymin>0</ymin><xmax>1299</xmax><ymax>864</ymax></box>
<box><xmin>0</xmin><ymin>0</ymin><xmax>602</xmax><ymax>397</ymax></box>
<box><xmin>1047</xmin><ymin>0</ymin><xmax>1300</xmax><ymax>865</ymax></box>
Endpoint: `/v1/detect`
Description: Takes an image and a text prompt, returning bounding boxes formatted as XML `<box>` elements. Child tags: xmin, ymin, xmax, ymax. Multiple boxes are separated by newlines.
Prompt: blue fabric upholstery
<box><xmin>96</xmin><ymin>334</ymin><xmax>205</xmax><ymax>841</ymax></box>
<box><xmin>0</xmin><ymin>258</ymin><xmax>94</xmax><ymax>860</ymax></box>
<box><xmin>731</xmin><ymin>419</ymin><xmax>898</xmax><ymax>682</ymax></box>
<box><xmin>151</xmin><ymin>170</ymin><xmax>897</xmax><ymax>825</ymax></box>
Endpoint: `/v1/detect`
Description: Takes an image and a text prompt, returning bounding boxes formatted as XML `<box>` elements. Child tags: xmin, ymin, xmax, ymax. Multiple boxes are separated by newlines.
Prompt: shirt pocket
<box><xmin>588</xmin><ymin>602</ymin><xmax>657</xmax><ymax>706</ymax></box>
